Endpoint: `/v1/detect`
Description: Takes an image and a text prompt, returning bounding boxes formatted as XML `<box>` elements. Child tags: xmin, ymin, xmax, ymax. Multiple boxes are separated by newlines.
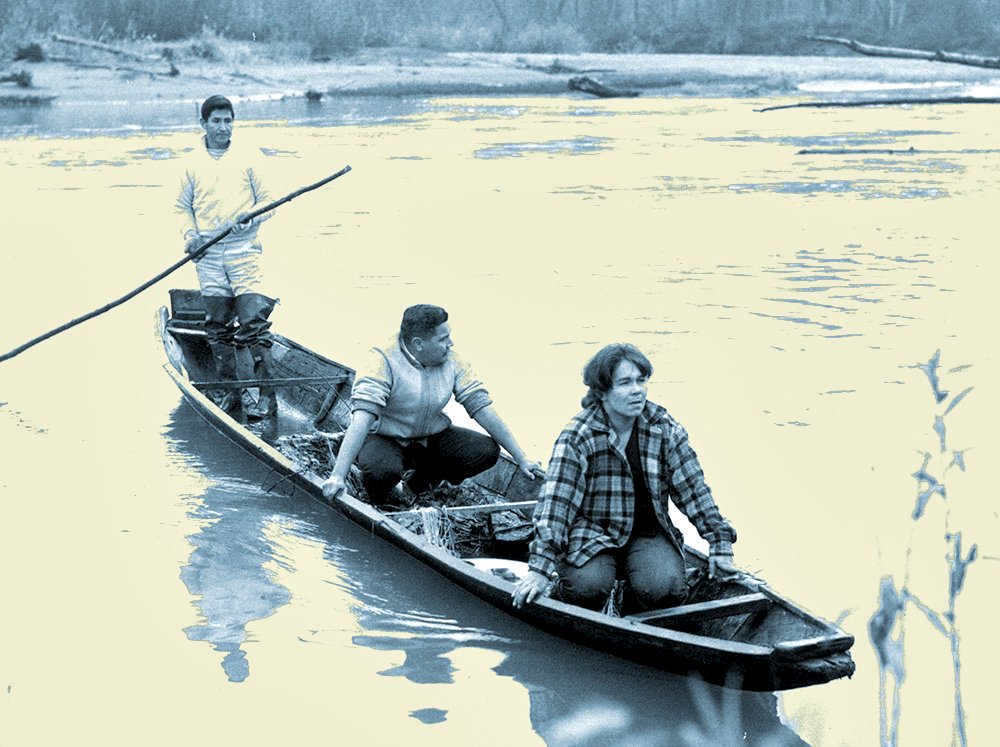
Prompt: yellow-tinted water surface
<box><xmin>1</xmin><ymin>96</ymin><xmax>997</xmax><ymax>746</ymax></box>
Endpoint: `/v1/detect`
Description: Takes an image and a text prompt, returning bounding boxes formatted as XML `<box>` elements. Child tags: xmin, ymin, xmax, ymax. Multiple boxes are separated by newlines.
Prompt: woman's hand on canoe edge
<box><xmin>708</xmin><ymin>554</ymin><xmax>740</xmax><ymax>581</ymax></box>
<box><xmin>512</xmin><ymin>570</ymin><xmax>552</xmax><ymax>609</ymax></box>
<box><xmin>321</xmin><ymin>475</ymin><xmax>347</xmax><ymax>500</ymax></box>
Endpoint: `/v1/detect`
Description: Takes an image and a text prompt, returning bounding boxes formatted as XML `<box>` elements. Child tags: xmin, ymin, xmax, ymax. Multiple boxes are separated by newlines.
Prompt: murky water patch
<box><xmin>725</xmin><ymin>179</ymin><xmax>947</xmax><ymax>198</ymax></box>
<box><xmin>3</xmin><ymin>93</ymin><xmax>994</xmax><ymax>747</ymax></box>
<box><xmin>569</xmin><ymin>107</ymin><xmax>616</xmax><ymax>117</ymax></box>
<box><xmin>750</xmin><ymin>311</ymin><xmax>844</xmax><ymax>331</ymax></box>
<box><xmin>127</xmin><ymin>146</ymin><xmax>177</xmax><ymax>161</ymax></box>
<box><xmin>635</xmin><ymin>247</ymin><xmax>940</xmax><ymax>344</ymax></box>
<box><xmin>752</xmin><ymin>249</ymin><xmax>938</xmax><ymax>336</ymax></box>
<box><xmin>707</xmin><ymin>129</ymin><xmax>953</xmax><ymax>149</ymax></box>
<box><xmin>410</xmin><ymin>708</ymin><xmax>448</xmax><ymax>724</ymax></box>
<box><xmin>0</xmin><ymin>95</ymin><xmax>429</xmax><ymax>139</ymax></box>
<box><xmin>259</xmin><ymin>147</ymin><xmax>299</xmax><ymax>157</ymax></box>
<box><xmin>474</xmin><ymin>136</ymin><xmax>608</xmax><ymax>159</ymax></box>
<box><xmin>656</xmin><ymin>175</ymin><xmax>711</xmax><ymax>192</ymax></box>
<box><xmin>853</xmin><ymin>157</ymin><xmax>962</xmax><ymax>174</ymax></box>
<box><xmin>796</xmin><ymin>155</ymin><xmax>964</xmax><ymax>176</ymax></box>
<box><xmin>435</xmin><ymin>104</ymin><xmax>526</xmax><ymax>121</ymax></box>
<box><xmin>46</xmin><ymin>158</ymin><xmax>128</xmax><ymax>168</ymax></box>
<box><xmin>763</xmin><ymin>297</ymin><xmax>857</xmax><ymax>313</ymax></box>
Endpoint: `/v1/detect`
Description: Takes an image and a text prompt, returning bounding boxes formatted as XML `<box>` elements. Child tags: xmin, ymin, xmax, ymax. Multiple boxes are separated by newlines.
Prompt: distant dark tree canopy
<box><xmin>3</xmin><ymin>0</ymin><xmax>1000</xmax><ymax>57</ymax></box>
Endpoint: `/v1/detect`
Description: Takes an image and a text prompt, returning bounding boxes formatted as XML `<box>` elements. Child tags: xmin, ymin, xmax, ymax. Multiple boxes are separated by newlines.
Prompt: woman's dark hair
<box><xmin>400</xmin><ymin>304</ymin><xmax>448</xmax><ymax>343</ymax></box>
<box><xmin>581</xmin><ymin>343</ymin><xmax>653</xmax><ymax>408</ymax></box>
<box><xmin>200</xmin><ymin>94</ymin><xmax>234</xmax><ymax>122</ymax></box>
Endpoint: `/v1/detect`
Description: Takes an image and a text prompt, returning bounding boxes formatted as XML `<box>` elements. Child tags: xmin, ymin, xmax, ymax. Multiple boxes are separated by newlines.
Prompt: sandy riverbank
<box><xmin>5</xmin><ymin>36</ymin><xmax>1000</xmax><ymax>111</ymax></box>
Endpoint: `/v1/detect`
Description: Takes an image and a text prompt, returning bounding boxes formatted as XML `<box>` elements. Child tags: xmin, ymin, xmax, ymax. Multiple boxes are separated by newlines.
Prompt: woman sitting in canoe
<box><xmin>512</xmin><ymin>343</ymin><xmax>738</xmax><ymax>612</ymax></box>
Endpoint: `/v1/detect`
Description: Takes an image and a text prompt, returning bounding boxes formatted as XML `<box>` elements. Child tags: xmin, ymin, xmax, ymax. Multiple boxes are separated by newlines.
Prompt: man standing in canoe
<box><xmin>322</xmin><ymin>304</ymin><xmax>543</xmax><ymax>505</ymax></box>
<box><xmin>176</xmin><ymin>94</ymin><xmax>276</xmax><ymax>419</ymax></box>
<box><xmin>512</xmin><ymin>343</ymin><xmax>738</xmax><ymax>612</ymax></box>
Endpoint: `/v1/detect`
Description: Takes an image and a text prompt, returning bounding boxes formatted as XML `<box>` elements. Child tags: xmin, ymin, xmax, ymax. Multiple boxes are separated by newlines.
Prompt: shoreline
<box><xmin>7</xmin><ymin>45</ymin><xmax>1000</xmax><ymax>107</ymax></box>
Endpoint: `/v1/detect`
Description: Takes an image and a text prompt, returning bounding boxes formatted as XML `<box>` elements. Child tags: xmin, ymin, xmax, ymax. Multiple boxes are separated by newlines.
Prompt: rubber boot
<box><xmin>250</xmin><ymin>342</ymin><xmax>278</xmax><ymax>419</ymax></box>
<box><xmin>233</xmin><ymin>293</ymin><xmax>278</xmax><ymax>420</ymax></box>
<box><xmin>235</xmin><ymin>346</ymin><xmax>265</xmax><ymax>420</ymax></box>
<box><xmin>207</xmin><ymin>341</ymin><xmax>239</xmax><ymax>412</ymax></box>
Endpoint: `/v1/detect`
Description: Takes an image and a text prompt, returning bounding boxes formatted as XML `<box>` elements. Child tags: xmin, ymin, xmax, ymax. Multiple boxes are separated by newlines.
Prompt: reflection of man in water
<box><xmin>176</xmin><ymin>94</ymin><xmax>276</xmax><ymax>419</ymax></box>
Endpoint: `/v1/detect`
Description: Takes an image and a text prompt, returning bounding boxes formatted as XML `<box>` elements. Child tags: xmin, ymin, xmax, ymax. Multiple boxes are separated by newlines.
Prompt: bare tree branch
<box><xmin>809</xmin><ymin>35</ymin><xmax>1000</xmax><ymax>69</ymax></box>
<box><xmin>758</xmin><ymin>97</ymin><xmax>1000</xmax><ymax>113</ymax></box>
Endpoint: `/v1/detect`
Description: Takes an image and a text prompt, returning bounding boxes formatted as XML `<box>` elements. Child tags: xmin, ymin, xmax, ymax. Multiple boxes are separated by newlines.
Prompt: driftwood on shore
<box><xmin>809</xmin><ymin>36</ymin><xmax>1000</xmax><ymax>70</ymax></box>
<box><xmin>52</xmin><ymin>33</ymin><xmax>157</xmax><ymax>62</ymax></box>
<box><xmin>568</xmin><ymin>75</ymin><xmax>639</xmax><ymax>98</ymax></box>
<box><xmin>1</xmin><ymin>70</ymin><xmax>32</xmax><ymax>88</ymax></box>
<box><xmin>14</xmin><ymin>43</ymin><xmax>45</xmax><ymax>63</ymax></box>
<box><xmin>758</xmin><ymin>96</ymin><xmax>1000</xmax><ymax>113</ymax></box>
<box><xmin>517</xmin><ymin>57</ymin><xmax>613</xmax><ymax>76</ymax></box>
<box><xmin>51</xmin><ymin>33</ymin><xmax>179</xmax><ymax>76</ymax></box>
<box><xmin>0</xmin><ymin>93</ymin><xmax>55</xmax><ymax>107</ymax></box>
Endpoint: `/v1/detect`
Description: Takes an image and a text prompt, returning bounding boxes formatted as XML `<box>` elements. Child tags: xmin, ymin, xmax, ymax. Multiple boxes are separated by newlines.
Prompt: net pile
<box><xmin>276</xmin><ymin>431</ymin><xmax>533</xmax><ymax>559</ymax></box>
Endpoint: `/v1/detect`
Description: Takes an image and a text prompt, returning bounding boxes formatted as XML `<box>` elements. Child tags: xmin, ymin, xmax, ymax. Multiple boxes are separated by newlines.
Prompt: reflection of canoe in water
<box><xmin>157</xmin><ymin>289</ymin><xmax>855</xmax><ymax>692</ymax></box>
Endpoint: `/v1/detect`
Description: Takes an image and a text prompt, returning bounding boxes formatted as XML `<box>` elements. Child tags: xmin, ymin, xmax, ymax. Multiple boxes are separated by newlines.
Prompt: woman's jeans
<box><xmin>557</xmin><ymin>532</ymin><xmax>687</xmax><ymax>611</ymax></box>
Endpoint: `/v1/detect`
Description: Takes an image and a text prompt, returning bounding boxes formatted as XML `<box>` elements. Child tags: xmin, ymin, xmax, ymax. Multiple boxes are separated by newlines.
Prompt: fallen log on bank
<box><xmin>568</xmin><ymin>75</ymin><xmax>639</xmax><ymax>98</ymax></box>
<box><xmin>809</xmin><ymin>36</ymin><xmax>1000</xmax><ymax>69</ymax></box>
<box><xmin>1</xmin><ymin>70</ymin><xmax>32</xmax><ymax>88</ymax></box>
<box><xmin>758</xmin><ymin>96</ymin><xmax>1000</xmax><ymax>113</ymax></box>
<box><xmin>0</xmin><ymin>93</ymin><xmax>55</xmax><ymax>107</ymax></box>
<box><xmin>51</xmin><ymin>33</ymin><xmax>179</xmax><ymax>76</ymax></box>
<box><xmin>14</xmin><ymin>43</ymin><xmax>45</xmax><ymax>62</ymax></box>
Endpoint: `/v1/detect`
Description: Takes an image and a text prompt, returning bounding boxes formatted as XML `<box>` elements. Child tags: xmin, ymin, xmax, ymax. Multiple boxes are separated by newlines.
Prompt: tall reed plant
<box><xmin>869</xmin><ymin>350</ymin><xmax>977</xmax><ymax>747</ymax></box>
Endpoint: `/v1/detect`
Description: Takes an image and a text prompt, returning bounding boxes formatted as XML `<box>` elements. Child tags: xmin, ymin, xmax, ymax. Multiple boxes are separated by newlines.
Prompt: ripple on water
<box><xmin>127</xmin><ymin>146</ymin><xmax>177</xmax><ymax>161</ymax></box>
<box><xmin>475</xmin><ymin>136</ymin><xmax>608</xmax><ymax>159</ymax></box>
<box><xmin>410</xmin><ymin>708</ymin><xmax>448</xmax><ymax>724</ymax></box>
<box><xmin>748</xmin><ymin>248</ymin><xmax>938</xmax><ymax>338</ymax></box>
<box><xmin>704</xmin><ymin>129</ymin><xmax>954</xmax><ymax>149</ymax></box>
<box><xmin>438</xmin><ymin>104</ymin><xmax>526</xmax><ymax>121</ymax></box>
<box><xmin>46</xmin><ymin>158</ymin><xmax>128</xmax><ymax>168</ymax></box>
<box><xmin>725</xmin><ymin>179</ymin><xmax>947</xmax><ymax>199</ymax></box>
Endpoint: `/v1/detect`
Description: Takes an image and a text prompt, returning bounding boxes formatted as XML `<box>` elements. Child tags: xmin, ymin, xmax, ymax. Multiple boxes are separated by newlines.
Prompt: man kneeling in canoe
<box><xmin>176</xmin><ymin>94</ymin><xmax>277</xmax><ymax>420</ymax></box>
<box><xmin>513</xmin><ymin>343</ymin><xmax>738</xmax><ymax>612</ymax></box>
<box><xmin>322</xmin><ymin>304</ymin><xmax>542</xmax><ymax>505</ymax></box>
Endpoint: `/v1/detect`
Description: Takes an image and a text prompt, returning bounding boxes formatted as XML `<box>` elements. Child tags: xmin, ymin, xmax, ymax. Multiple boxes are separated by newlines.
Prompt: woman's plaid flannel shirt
<box><xmin>528</xmin><ymin>401</ymin><xmax>736</xmax><ymax>580</ymax></box>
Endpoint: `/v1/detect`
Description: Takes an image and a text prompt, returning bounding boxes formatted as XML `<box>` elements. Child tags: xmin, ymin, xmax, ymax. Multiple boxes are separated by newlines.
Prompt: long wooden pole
<box><xmin>0</xmin><ymin>165</ymin><xmax>352</xmax><ymax>364</ymax></box>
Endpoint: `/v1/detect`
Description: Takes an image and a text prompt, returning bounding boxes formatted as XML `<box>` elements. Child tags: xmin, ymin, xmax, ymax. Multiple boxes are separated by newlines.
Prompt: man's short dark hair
<box><xmin>581</xmin><ymin>343</ymin><xmax>653</xmax><ymax>408</ymax></box>
<box><xmin>200</xmin><ymin>95</ymin><xmax>234</xmax><ymax>122</ymax></box>
<box><xmin>400</xmin><ymin>304</ymin><xmax>448</xmax><ymax>343</ymax></box>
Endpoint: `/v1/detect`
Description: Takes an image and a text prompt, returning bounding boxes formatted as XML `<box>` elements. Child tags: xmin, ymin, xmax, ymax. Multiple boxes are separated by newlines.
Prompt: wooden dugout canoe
<box><xmin>156</xmin><ymin>289</ymin><xmax>855</xmax><ymax>691</ymax></box>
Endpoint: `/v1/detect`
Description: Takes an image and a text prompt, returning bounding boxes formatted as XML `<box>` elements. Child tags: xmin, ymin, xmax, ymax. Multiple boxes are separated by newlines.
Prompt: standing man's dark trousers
<box><xmin>355</xmin><ymin>427</ymin><xmax>501</xmax><ymax>503</ymax></box>
<box><xmin>204</xmin><ymin>292</ymin><xmax>276</xmax><ymax>417</ymax></box>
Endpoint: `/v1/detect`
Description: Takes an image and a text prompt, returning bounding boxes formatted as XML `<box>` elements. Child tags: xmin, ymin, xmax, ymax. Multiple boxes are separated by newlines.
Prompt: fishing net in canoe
<box><xmin>274</xmin><ymin>432</ymin><xmax>534</xmax><ymax>559</ymax></box>
<box><xmin>395</xmin><ymin>505</ymin><xmax>532</xmax><ymax>560</ymax></box>
<box><xmin>275</xmin><ymin>431</ymin><xmax>369</xmax><ymax>498</ymax></box>
<box><xmin>275</xmin><ymin>432</ymin><xmax>501</xmax><ymax>506</ymax></box>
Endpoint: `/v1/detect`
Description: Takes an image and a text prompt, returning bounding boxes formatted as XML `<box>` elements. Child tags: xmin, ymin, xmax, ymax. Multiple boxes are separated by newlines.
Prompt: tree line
<box><xmin>3</xmin><ymin>0</ymin><xmax>1000</xmax><ymax>58</ymax></box>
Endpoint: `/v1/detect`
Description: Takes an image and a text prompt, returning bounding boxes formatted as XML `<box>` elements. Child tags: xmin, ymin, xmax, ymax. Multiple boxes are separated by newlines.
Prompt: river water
<box><xmin>1</xmin><ymin>83</ymin><xmax>997</xmax><ymax>746</ymax></box>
